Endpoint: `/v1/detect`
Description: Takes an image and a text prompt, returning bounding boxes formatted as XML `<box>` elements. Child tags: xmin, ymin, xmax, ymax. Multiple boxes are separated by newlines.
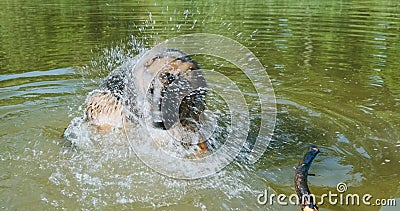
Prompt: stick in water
<box><xmin>294</xmin><ymin>145</ymin><xmax>320</xmax><ymax>211</ymax></box>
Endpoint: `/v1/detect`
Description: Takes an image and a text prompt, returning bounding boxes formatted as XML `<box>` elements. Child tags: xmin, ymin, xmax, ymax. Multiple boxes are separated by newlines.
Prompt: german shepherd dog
<box><xmin>70</xmin><ymin>49</ymin><xmax>208</xmax><ymax>154</ymax></box>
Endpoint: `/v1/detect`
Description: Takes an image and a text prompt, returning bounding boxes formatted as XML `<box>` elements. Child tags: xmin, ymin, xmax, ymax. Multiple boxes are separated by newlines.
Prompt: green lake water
<box><xmin>1</xmin><ymin>0</ymin><xmax>399</xmax><ymax>210</ymax></box>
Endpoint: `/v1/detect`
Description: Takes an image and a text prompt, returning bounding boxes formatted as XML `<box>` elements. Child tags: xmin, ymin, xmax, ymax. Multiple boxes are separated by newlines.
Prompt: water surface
<box><xmin>1</xmin><ymin>0</ymin><xmax>399</xmax><ymax>210</ymax></box>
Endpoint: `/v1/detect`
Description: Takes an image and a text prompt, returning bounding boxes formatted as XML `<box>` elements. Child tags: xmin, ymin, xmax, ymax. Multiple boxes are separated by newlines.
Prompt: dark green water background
<box><xmin>1</xmin><ymin>0</ymin><xmax>399</xmax><ymax>210</ymax></box>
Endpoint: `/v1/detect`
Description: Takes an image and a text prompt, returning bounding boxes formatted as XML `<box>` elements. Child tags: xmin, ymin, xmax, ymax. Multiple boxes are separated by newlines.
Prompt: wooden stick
<box><xmin>294</xmin><ymin>145</ymin><xmax>320</xmax><ymax>211</ymax></box>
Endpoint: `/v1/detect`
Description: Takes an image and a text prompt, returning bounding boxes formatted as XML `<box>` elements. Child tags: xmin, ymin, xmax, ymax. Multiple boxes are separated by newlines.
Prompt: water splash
<box><xmin>58</xmin><ymin>36</ymin><xmax>271</xmax><ymax>209</ymax></box>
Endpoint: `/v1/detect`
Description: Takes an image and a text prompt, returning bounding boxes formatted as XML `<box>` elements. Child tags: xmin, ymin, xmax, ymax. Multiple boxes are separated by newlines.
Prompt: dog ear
<box><xmin>158</xmin><ymin>69</ymin><xmax>207</xmax><ymax>131</ymax></box>
<box><xmin>84</xmin><ymin>91</ymin><xmax>125</xmax><ymax>130</ymax></box>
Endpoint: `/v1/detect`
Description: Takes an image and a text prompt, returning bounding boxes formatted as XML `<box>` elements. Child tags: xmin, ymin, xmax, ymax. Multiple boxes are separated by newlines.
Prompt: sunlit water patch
<box><xmin>1</xmin><ymin>0</ymin><xmax>400</xmax><ymax>210</ymax></box>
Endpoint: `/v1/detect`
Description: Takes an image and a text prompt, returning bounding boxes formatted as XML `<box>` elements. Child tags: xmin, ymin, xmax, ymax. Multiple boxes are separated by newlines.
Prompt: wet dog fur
<box><xmin>82</xmin><ymin>49</ymin><xmax>208</xmax><ymax>153</ymax></box>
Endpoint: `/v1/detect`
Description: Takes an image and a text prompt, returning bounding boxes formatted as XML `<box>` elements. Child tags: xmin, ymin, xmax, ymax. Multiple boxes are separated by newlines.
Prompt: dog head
<box><xmin>143</xmin><ymin>49</ymin><xmax>207</xmax><ymax>130</ymax></box>
<box><xmin>85</xmin><ymin>49</ymin><xmax>207</xmax><ymax>132</ymax></box>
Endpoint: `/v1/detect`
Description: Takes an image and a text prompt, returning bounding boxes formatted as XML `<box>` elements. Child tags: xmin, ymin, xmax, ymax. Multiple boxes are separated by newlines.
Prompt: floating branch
<box><xmin>294</xmin><ymin>145</ymin><xmax>320</xmax><ymax>211</ymax></box>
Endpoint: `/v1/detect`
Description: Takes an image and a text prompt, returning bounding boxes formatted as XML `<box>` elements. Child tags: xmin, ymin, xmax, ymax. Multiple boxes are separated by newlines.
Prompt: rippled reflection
<box><xmin>1</xmin><ymin>0</ymin><xmax>399</xmax><ymax>210</ymax></box>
